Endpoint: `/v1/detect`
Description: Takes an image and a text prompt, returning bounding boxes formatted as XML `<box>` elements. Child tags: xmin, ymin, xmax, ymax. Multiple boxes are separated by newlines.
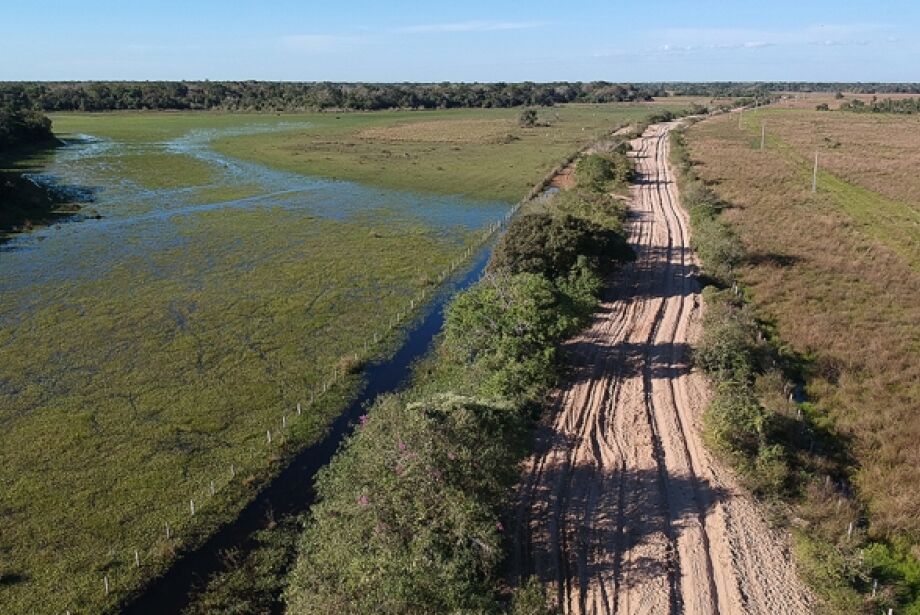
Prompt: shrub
<box><xmin>286</xmin><ymin>394</ymin><xmax>527</xmax><ymax>615</ymax></box>
<box><xmin>0</xmin><ymin>106</ymin><xmax>54</xmax><ymax>151</ymax></box>
<box><xmin>510</xmin><ymin>576</ymin><xmax>557</xmax><ymax>615</ymax></box>
<box><xmin>694</xmin><ymin>289</ymin><xmax>759</xmax><ymax>384</ymax></box>
<box><xmin>443</xmin><ymin>273</ymin><xmax>575</xmax><ymax>399</ymax></box>
<box><xmin>705</xmin><ymin>383</ymin><xmax>768</xmax><ymax>456</ymax></box>
<box><xmin>552</xmin><ymin>188</ymin><xmax>628</xmax><ymax>233</ymax></box>
<box><xmin>488</xmin><ymin>213</ymin><xmax>632</xmax><ymax>281</ymax></box>
<box><xmin>574</xmin><ymin>153</ymin><xmax>633</xmax><ymax>192</ymax></box>
<box><xmin>519</xmin><ymin>108</ymin><xmax>538</xmax><ymax>128</ymax></box>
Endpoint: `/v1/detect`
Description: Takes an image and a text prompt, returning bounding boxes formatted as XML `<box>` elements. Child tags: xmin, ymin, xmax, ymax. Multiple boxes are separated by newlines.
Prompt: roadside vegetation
<box><xmin>2</xmin><ymin>105</ymin><xmax>663</xmax><ymax>614</ymax></box>
<box><xmin>675</xmin><ymin>108</ymin><xmax>920</xmax><ymax>613</ymax></box>
<box><xmin>283</xmin><ymin>142</ymin><xmax>636</xmax><ymax>614</ymax></box>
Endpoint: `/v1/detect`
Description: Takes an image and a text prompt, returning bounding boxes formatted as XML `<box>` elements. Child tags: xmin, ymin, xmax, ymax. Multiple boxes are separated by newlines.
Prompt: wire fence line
<box><xmin>59</xmin><ymin>134</ymin><xmax>617</xmax><ymax>612</ymax></box>
<box><xmin>59</xmin><ymin>211</ymin><xmax>522</xmax><ymax>614</ymax></box>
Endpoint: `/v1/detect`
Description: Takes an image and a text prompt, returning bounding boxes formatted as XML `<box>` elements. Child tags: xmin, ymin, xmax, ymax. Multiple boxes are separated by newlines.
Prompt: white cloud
<box><xmin>397</xmin><ymin>20</ymin><xmax>544</xmax><ymax>34</ymax></box>
<box><xmin>810</xmin><ymin>39</ymin><xmax>870</xmax><ymax>46</ymax></box>
<box><xmin>653</xmin><ymin>23</ymin><xmax>890</xmax><ymax>54</ymax></box>
<box><xmin>657</xmin><ymin>40</ymin><xmax>774</xmax><ymax>54</ymax></box>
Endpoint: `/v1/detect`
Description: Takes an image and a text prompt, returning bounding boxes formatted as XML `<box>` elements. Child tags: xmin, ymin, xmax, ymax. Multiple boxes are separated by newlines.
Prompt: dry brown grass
<box><xmin>357</xmin><ymin>118</ymin><xmax>516</xmax><ymax>143</ymax></box>
<box><xmin>755</xmin><ymin>108</ymin><xmax>920</xmax><ymax>206</ymax></box>
<box><xmin>773</xmin><ymin>92</ymin><xmax>920</xmax><ymax>111</ymax></box>
<box><xmin>687</xmin><ymin>111</ymin><xmax>920</xmax><ymax>540</ymax></box>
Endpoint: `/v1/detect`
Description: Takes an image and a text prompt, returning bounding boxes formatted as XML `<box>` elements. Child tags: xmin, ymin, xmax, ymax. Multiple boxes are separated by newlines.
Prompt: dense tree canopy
<box><xmin>488</xmin><ymin>213</ymin><xmax>632</xmax><ymax>281</ymax></box>
<box><xmin>0</xmin><ymin>81</ymin><xmax>666</xmax><ymax>112</ymax></box>
<box><xmin>0</xmin><ymin>105</ymin><xmax>54</xmax><ymax>151</ymax></box>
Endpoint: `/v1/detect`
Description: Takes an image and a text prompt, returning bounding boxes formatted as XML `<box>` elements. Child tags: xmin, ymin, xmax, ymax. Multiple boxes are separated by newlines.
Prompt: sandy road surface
<box><xmin>513</xmin><ymin>123</ymin><xmax>814</xmax><ymax>615</ymax></box>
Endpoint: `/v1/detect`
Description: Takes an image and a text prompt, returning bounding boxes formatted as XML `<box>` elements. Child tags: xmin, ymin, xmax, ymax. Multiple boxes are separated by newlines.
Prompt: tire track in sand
<box><xmin>513</xmin><ymin>123</ymin><xmax>814</xmax><ymax>615</ymax></box>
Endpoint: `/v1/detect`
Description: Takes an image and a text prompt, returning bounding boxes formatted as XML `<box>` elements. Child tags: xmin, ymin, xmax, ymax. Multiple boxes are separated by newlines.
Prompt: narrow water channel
<box><xmin>118</xmin><ymin>242</ymin><xmax>494</xmax><ymax>614</ymax></box>
<box><xmin>0</xmin><ymin>121</ymin><xmax>511</xmax><ymax>615</ymax></box>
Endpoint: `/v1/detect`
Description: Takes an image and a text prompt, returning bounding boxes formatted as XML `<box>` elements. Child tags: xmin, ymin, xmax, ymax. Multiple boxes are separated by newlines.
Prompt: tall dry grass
<box><xmin>687</xmin><ymin>111</ymin><xmax>920</xmax><ymax>541</ymax></box>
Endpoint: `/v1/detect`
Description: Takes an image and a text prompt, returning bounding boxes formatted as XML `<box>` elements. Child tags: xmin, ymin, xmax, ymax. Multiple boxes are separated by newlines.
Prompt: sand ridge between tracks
<box><xmin>513</xmin><ymin>123</ymin><xmax>814</xmax><ymax>615</ymax></box>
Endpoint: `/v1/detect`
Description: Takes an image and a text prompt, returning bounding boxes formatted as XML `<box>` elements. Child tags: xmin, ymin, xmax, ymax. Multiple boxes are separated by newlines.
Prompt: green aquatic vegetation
<box><xmin>0</xmin><ymin>105</ymin><xmax>681</xmax><ymax>613</ymax></box>
<box><xmin>284</xmin><ymin>184</ymin><xmax>635</xmax><ymax>613</ymax></box>
<box><xmin>51</xmin><ymin>112</ymin><xmax>314</xmax><ymax>143</ymax></box>
<box><xmin>0</xmin><ymin>202</ymin><xmax>478</xmax><ymax>614</ymax></box>
<box><xmin>186</xmin><ymin>184</ymin><xmax>263</xmax><ymax>205</ymax></box>
<box><xmin>94</xmin><ymin>152</ymin><xmax>216</xmax><ymax>190</ymax></box>
<box><xmin>208</xmin><ymin>105</ymin><xmax>680</xmax><ymax>202</ymax></box>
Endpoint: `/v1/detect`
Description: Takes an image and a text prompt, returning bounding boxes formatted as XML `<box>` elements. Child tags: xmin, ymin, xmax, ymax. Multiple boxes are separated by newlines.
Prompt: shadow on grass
<box><xmin>0</xmin><ymin>571</ymin><xmax>29</xmax><ymax>587</ymax></box>
<box><xmin>745</xmin><ymin>251</ymin><xmax>804</xmax><ymax>268</ymax></box>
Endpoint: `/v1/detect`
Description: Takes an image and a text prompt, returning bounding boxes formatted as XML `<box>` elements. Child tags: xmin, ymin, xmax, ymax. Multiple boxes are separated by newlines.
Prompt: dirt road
<box><xmin>513</xmin><ymin>124</ymin><xmax>814</xmax><ymax>614</ymax></box>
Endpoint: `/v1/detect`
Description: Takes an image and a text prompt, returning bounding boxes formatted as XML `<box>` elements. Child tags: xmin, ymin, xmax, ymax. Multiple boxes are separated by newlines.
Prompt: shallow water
<box><xmin>0</xmin><ymin>120</ymin><xmax>511</xmax><ymax>613</ymax></box>
<box><xmin>121</xmin><ymin>241</ymin><xmax>495</xmax><ymax>615</ymax></box>
<box><xmin>1</xmin><ymin>123</ymin><xmax>506</xmax><ymax>294</ymax></box>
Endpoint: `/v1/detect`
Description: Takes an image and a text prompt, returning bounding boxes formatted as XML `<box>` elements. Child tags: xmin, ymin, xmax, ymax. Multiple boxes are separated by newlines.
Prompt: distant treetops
<box><xmin>0</xmin><ymin>81</ymin><xmax>665</xmax><ymax>113</ymax></box>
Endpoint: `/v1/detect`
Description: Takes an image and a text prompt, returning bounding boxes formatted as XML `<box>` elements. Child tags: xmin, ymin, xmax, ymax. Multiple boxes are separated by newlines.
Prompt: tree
<box><xmin>488</xmin><ymin>213</ymin><xmax>632</xmax><ymax>280</ymax></box>
<box><xmin>518</xmin><ymin>108</ymin><xmax>538</xmax><ymax>128</ymax></box>
<box><xmin>0</xmin><ymin>105</ymin><xmax>55</xmax><ymax>152</ymax></box>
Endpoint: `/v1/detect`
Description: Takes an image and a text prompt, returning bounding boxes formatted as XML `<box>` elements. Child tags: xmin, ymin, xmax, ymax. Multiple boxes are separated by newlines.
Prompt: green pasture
<box><xmin>0</xmin><ymin>103</ymin><xmax>672</xmax><ymax>612</ymax></box>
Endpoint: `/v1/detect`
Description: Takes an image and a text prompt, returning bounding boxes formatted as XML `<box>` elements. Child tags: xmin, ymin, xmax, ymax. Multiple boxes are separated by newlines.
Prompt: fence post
<box><xmin>135</xmin><ymin>549</ymin><xmax>140</xmax><ymax>568</ymax></box>
<box><xmin>166</xmin><ymin>521</ymin><xmax>171</xmax><ymax>539</ymax></box>
<box><xmin>104</xmin><ymin>575</ymin><xmax>110</xmax><ymax>595</ymax></box>
<box><xmin>267</xmin><ymin>430</ymin><xmax>272</xmax><ymax>444</ymax></box>
<box><xmin>190</xmin><ymin>499</ymin><xmax>195</xmax><ymax>516</ymax></box>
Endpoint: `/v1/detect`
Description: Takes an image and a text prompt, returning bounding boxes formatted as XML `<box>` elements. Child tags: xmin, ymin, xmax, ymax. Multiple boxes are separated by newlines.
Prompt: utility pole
<box><xmin>812</xmin><ymin>151</ymin><xmax>819</xmax><ymax>193</ymax></box>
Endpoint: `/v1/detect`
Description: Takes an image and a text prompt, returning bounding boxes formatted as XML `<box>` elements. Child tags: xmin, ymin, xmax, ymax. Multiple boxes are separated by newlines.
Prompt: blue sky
<box><xmin>3</xmin><ymin>0</ymin><xmax>919</xmax><ymax>81</ymax></box>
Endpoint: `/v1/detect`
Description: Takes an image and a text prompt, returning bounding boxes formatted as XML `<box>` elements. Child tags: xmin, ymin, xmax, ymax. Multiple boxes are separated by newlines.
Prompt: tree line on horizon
<box><xmin>0</xmin><ymin>81</ymin><xmax>666</xmax><ymax>112</ymax></box>
<box><xmin>3</xmin><ymin>81</ymin><xmax>917</xmax><ymax>113</ymax></box>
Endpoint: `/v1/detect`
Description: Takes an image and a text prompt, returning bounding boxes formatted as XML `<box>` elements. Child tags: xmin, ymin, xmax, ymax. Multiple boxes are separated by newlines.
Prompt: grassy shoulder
<box><xmin>674</xmin><ymin>116</ymin><xmax>920</xmax><ymax>613</ymax></box>
<box><xmin>281</xmin><ymin>151</ymin><xmax>635</xmax><ymax>614</ymax></box>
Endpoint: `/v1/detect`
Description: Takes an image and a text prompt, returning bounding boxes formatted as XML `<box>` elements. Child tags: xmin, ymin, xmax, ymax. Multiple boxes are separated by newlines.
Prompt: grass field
<box><xmin>0</xmin><ymin>103</ymin><xmax>680</xmax><ymax>614</ymax></box>
<box><xmin>207</xmin><ymin>103</ymin><xmax>685</xmax><ymax>202</ymax></box>
<box><xmin>687</xmin><ymin>108</ymin><xmax>920</xmax><ymax>611</ymax></box>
